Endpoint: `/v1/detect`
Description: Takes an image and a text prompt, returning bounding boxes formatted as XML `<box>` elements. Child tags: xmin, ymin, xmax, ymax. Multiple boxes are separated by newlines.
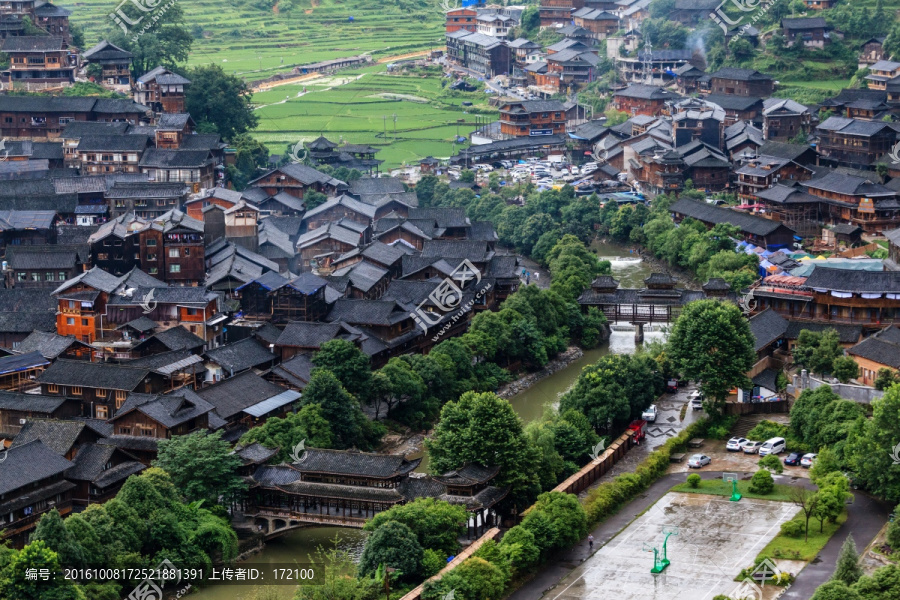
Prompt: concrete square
<box><xmin>550</xmin><ymin>492</ymin><xmax>798</xmax><ymax>600</ymax></box>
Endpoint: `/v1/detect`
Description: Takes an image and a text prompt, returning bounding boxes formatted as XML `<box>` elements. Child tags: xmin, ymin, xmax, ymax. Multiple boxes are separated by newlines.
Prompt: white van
<box><xmin>758</xmin><ymin>437</ymin><xmax>786</xmax><ymax>457</ymax></box>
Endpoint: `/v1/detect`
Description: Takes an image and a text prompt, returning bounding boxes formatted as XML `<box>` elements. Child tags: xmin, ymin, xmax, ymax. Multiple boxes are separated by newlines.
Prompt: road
<box><xmin>449</xmin><ymin>63</ymin><xmax>524</xmax><ymax>100</ymax></box>
<box><xmin>508</xmin><ymin>472</ymin><xmax>890</xmax><ymax>600</ymax></box>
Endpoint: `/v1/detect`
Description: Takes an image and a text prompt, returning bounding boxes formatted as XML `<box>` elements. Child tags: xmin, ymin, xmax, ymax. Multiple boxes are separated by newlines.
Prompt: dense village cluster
<box><xmin>4</xmin><ymin>0</ymin><xmax>900</xmax><ymax>599</ymax></box>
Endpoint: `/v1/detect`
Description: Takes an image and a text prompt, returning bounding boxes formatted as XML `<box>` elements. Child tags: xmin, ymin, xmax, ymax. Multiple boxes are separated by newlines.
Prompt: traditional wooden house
<box><xmin>6</xmin><ymin>244</ymin><xmax>84</xmax><ymax>289</ymax></box>
<box><xmin>539</xmin><ymin>0</ymin><xmax>579</xmax><ymax>27</ymax></box>
<box><xmin>612</xmin><ymin>84</ymin><xmax>681</xmax><ymax>117</ymax></box>
<box><xmin>847</xmin><ymin>326</ymin><xmax>900</xmax><ymax>386</ymax></box>
<box><xmin>195</xmin><ymin>371</ymin><xmax>300</xmax><ymax>436</ymax></box>
<box><xmin>674</xmin><ymin>64</ymin><xmax>706</xmax><ymax>95</ymax></box>
<box><xmin>815</xmin><ymin>117</ymin><xmax>898</xmax><ymax>169</ymax></box>
<box><xmin>66</xmin><ymin>442</ymin><xmax>145</xmax><ymax>505</ymax></box>
<box><xmin>110</xmin><ymin>388</ymin><xmax>215</xmax><ymax>444</ymax></box>
<box><xmin>139</xmin><ymin>148</ymin><xmax>217</xmax><ymax>192</ymax></box>
<box><xmin>0</xmin><ymin>440</ymin><xmax>74</xmax><ymax>548</ymax></box>
<box><xmin>15</xmin><ymin>331</ymin><xmax>91</xmax><ymax>361</ymax></box>
<box><xmin>499</xmin><ymin>99</ymin><xmax>569</xmax><ymax>138</ymax></box>
<box><xmin>296</xmin><ymin>222</ymin><xmax>364</xmax><ymax>274</ymax></box>
<box><xmin>0</xmin><ymin>351</ymin><xmax>49</xmax><ymax>391</ymax></box>
<box><xmin>762</xmin><ymin>98</ymin><xmax>811</xmax><ymax>142</ymax></box>
<box><xmin>2</xmin><ymin>35</ymin><xmax>75</xmax><ymax>90</ymax></box>
<box><xmin>672</xmin><ymin>0</ymin><xmax>719</xmax><ymax>24</ymax></box>
<box><xmin>273</xmin><ymin>321</ymin><xmax>365</xmax><ymax>360</ymax></box>
<box><xmin>0</xmin><ymin>95</ymin><xmax>150</xmax><ymax>139</ymax></box>
<box><xmin>81</xmin><ymin>40</ymin><xmax>133</xmax><ymax>89</ymax></box>
<box><xmin>203</xmin><ymin>337</ymin><xmax>277</xmax><ymax>381</ymax></box>
<box><xmin>572</xmin><ymin>7</ymin><xmax>619</xmax><ymax>40</ymax></box>
<box><xmin>0</xmin><ymin>391</ymin><xmax>78</xmax><ymax>438</ymax></box>
<box><xmin>137</xmin><ymin>209</ymin><xmax>205</xmax><ymax>284</ymax></box>
<box><xmin>735</xmin><ymin>155</ymin><xmax>813</xmax><ymax>201</ymax></box>
<box><xmin>782</xmin><ymin>17</ymin><xmax>830</xmax><ymax>49</ymax></box>
<box><xmin>264</xmin><ymin>353</ymin><xmax>314</xmax><ymax>391</ymax></box>
<box><xmin>860</xmin><ymin>37</ymin><xmax>887</xmax><ymax>68</ymax></box>
<box><xmin>802</xmin><ymin>172</ymin><xmax>900</xmax><ymax>234</ymax></box>
<box><xmin>248</xmin><ymin>163</ymin><xmax>347</xmax><ymax>201</ymax></box>
<box><xmin>37</xmin><ymin>359</ymin><xmax>161</xmax><ymax>420</ymax></box>
<box><xmin>708</xmin><ymin>68</ymin><xmax>774</xmax><ymax>97</ymax></box>
<box><xmin>445</xmin><ymin>6</ymin><xmax>478</xmax><ymax>33</ymax></box>
<box><xmin>134</xmin><ymin>66</ymin><xmax>191</xmax><ymax>113</ymax></box>
<box><xmin>0</xmin><ymin>288</ymin><xmax>57</xmax><ymax>348</ymax></box>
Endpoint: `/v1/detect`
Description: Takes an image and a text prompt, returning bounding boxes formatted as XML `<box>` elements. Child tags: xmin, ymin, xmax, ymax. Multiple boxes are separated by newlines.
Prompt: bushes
<box><xmin>780</xmin><ymin>520</ymin><xmax>805</xmax><ymax>539</ymax></box>
<box><xmin>687</xmin><ymin>474</ymin><xmax>701</xmax><ymax>489</ymax></box>
<box><xmin>747</xmin><ymin>420</ymin><xmax>789</xmax><ymax>443</ymax></box>
<box><xmin>583</xmin><ymin>419</ymin><xmax>709</xmax><ymax>524</ymax></box>
<box><xmin>749</xmin><ymin>469</ymin><xmax>774</xmax><ymax>495</ymax></box>
<box><xmin>758</xmin><ymin>454</ymin><xmax>784</xmax><ymax>474</ymax></box>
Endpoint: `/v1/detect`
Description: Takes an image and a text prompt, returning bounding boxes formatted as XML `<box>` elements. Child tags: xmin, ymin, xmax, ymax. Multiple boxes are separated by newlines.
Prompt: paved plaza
<box><xmin>549</xmin><ymin>492</ymin><xmax>797</xmax><ymax>600</ymax></box>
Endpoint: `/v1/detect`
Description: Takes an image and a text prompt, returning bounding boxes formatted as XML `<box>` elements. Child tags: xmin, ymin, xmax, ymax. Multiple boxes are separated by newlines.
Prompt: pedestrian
<box><xmin>588</xmin><ymin>534</ymin><xmax>594</xmax><ymax>551</ymax></box>
<box><xmin>535</xmin><ymin>272</ymin><xmax>539</xmax><ymax>281</ymax></box>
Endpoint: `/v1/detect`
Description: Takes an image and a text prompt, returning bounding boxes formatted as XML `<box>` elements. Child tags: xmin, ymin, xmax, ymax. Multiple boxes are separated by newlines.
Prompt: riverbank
<box><xmin>597</xmin><ymin>237</ymin><xmax>701</xmax><ymax>290</ymax></box>
<box><xmin>497</xmin><ymin>345</ymin><xmax>589</xmax><ymax>399</ymax></box>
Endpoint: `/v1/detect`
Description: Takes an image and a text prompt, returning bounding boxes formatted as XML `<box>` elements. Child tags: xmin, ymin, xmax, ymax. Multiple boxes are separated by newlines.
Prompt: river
<box><xmin>189</xmin><ymin>242</ymin><xmax>657</xmax><ymax>600</ymax></box>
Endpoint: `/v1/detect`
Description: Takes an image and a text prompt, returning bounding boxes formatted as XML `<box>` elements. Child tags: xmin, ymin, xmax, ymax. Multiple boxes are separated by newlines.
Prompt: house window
<box><xmin>17</xmin><ymin>273</ymin><xmax>26</xmax><ymax>281</ymax></box>
<box><xmin>184</xmin><ymin>248</ymin><xmax>190</xmax><ymax>257</ymax></box>
<box><xmin>139</xmin><ymin>426</ymin><xmax>155</xmax><ymax>437</ymax></box>
<box><xmin>119</xmin><ymin>427</ymin><xmax>131</xmax><ymax>435</ymax></box>
<box><xmin>96</xmin><ymin>388</ymin><xmax>107</xmax><ymax>398</ymax></box>
<box><xmin>146</xmin><ymin>238</ymin><xmax>157</xmax><ymax>246</ymax></box>
<box><xmin>45</xmin><ymin>272</ymin><xmax>55</xmax><ymax>281</ymax></box>
<box><xmin>147</xmin><ymin>253</ymin><xmax>156</xmax><ymax>261</ymax></box>
<box><xmin>47</xmin><ymin>384</ymin><xmax>59</xmax><ymax>393</ymax></box>
<box><xmin>66</xmin><ymin>317</ymin><xmax>75</xmax><ymax>325</ymax></box>
<box><xmin>170</xmin><ymin>264</ymin><xmax>181</xmax><ymax>273</ymax></box>
<box><xmin>30</xmin><ymin>273</ymin><xmax>40</xmax><ymax>281</ymax></box>
<box><xmin>115</xmin><ymin>390</ymin><xmax>127</xmax><ymax>409</ymax></box>
<box><xmin>82</xmin><ymin>319</ymin><xmax>89</xmax><ymax>327</ymax></box>
<box><xmin>96</xmin><ymin>406</ymin><xmax>108</xmax><ymax>419</ymax></box>
<box><xmin>58</xmin><ymin>272</ymin><xmax>66</xmax><ymax>281</ymax></box>
<box><xmin>71</xmin><ymin>386</ymin><xmax>82</xmax><ymax>395</ymax></box>
<box><xmin>149</xmin><ymin>267</ymin><xmax>158</xmax><ymax>274</ymax></box>
<box><xmin>169</xmin><ymin>248</ymin><xmax>179</xmax><ymax>258</ymax></box>
<box><xmin>97</xmin><ymin>253</ymin><xmax>108</xmax><ymax>260</ymax></box>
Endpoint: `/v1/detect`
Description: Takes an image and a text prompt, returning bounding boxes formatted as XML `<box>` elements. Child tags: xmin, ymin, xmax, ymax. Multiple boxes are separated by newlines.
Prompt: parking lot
<box><xmin>548</xmin><ymin>492</ymin><xmax>798</xmax><ymax>600</ymax></box>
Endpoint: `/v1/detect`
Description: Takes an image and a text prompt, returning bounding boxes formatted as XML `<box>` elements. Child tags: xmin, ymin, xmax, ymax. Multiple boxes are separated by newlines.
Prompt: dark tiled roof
<box><xmin>614</xmin><ymin>84</ymin><xmax>680</xmax><ymax>100</ymax></box>
<box><xmin>670</xmin><ymin>198</ymin><xmax>793</xmax><ymax>237</ymax></box>
<box><xmin>292</xmin><ymin>448</ymin><xmax>421</xmax><ymax>478</ymax></box>
<box><xmin>848</xmin><ymin>333</ymin><xmax>900</xmax><ymax>368</ymax></box>
<box><xmin>269</xmin><ymin>353</ymin><xmax>314</xmax><ymax>387</ymax></box>
<box><xmin>135</xmin><ymin>326</ymin><xmax>206</xmax><ymax>352</ymax></box>
<box><xmin>0</xmin><ymin>440</ymin><xmax>72</xmax><ymax>495</ymax></box>
<box><xmin>77</xmin><ymin>135</ymin><xmax>149</xmax><ymax>152</ymax></box>
<box><xmin>702</xmin><ymin>278</ymin><xmax>731</xmax><ymax>291</ymax></box>
<box><xmin>2</xmin><ymin>36</ymin><xmax>66</xmax><ymax>52</ymax></box>
<box><xmin>195</xmin><ymin>371</ymin><xmax>288</xmax><ymax>420</ymax></box>
<box><xmin>11</xmin><ymin>419</ymin><xmax>89</xmax><ymax>455</ymax></box>
<box><xmin>204</xmin><ymin>338</ymin><xmax>276</xmax><ymax>373</ymax></box>
<box><xmin>7</xmin><ymin>245</ymin><xmax>78</xmax><ymax>270</ymax></box>
<box><xmin>326</xmin><ymin>299</ymin><xmax>410</xmax><ymax>327</ymax></box>
<box><xmin>0</xmin><ymin>391</ymin><xmax>66</xmax><ymax>414</ymax></box>
<box><xmin>139</xmin><ymin>148</ymin><xmax>212</xmax><ymax>168</ymax></box>
<box><xmin>15</xmin><ymin>331</ymin><xmax>84</xmax><ymax>359</ymax></box>
<box><xmin>748</xmin><ymin>308</ymin><xmax>789</xmax><ymax>352</ymax></box>
<box><xmin>234</xmin><ymin>442</ymin><xmax>278</xmax><ymax>465</ymax></box>
<box><xmin>104</xmin><ymin>435</ymin><xmax>160</xmax><ymax>452</ymax></box>
<box><xmin>805</xmin><ymin>267</ymin><xmax>900</xmax><ymax>293</ymax></box>
<box><xmin>114</xmin><ymin>388</ymin><xmax>214</xmax><ymax>428</ymax></box>
<box><xmin>704</xmin><ymin>94</ymin><xmax>763</xmax><ymax>111</ymax></box>
<box><xmin>0</xmin><ymin>351</ymin><xmax>49</xmax><ymax>375</ymax></box>
<box><xmin>710</xmin><ymin>68</ymin><xmax>773</xmax><ymax>82</ymax></box>
<box><xmin>38</xmin><ymin>359</ymin><xmax>150</xmax><ymax>390</ymax></box>
<box><xmin>782</xmin><ymin>17</ymin><xmax>827</xmax><ymax>30</ymax></box>
<box><xmin>276</xmin><ymin>322</ymin><xmax>347</xmax><ymax>348</ymax></box>
<box><xmin>783</xmin><ymin>322</ymin><xmax>862</xmax><ymax>344</ymax></box>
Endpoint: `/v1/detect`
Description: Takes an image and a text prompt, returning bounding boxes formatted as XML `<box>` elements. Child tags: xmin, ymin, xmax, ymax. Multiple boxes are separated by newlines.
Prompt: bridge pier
<box><xmin>634</xmin><ymin>323</ymin><xmax>644</xmax><ymax>344</ymax></box>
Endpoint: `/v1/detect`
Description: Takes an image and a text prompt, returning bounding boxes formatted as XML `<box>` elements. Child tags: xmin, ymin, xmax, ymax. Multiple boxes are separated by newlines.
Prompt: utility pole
<box><xmin>392</xmin><ymin>113</ymin><xmax>398</xmax><ymax>140</ymax></box>
<box><xmin>382</xmin><ymin>115</ymin><xmax>387</xmax><ymax>139</ymax></box>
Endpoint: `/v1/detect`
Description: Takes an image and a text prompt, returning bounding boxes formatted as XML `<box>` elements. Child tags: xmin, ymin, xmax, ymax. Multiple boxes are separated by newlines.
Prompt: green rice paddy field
<box><xmin>63</xmin><ymin>0</ymin><xmax>445</xmax><ymax>76</ymax></box>
<box><xmin>252</xmin><ymin>67</ymin><xmax>497</xmax><ymax>167</ymax></box>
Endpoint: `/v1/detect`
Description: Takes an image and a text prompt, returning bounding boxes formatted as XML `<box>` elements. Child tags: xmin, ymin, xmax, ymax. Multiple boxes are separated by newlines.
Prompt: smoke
<box><xmin>687</xmin><ymin>29</ymin><xmax>708</xmax><ymax>71</ymax></box>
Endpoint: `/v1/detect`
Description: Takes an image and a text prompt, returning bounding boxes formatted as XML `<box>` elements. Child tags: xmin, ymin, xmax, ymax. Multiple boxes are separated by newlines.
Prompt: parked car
<box><xmin>801</xmin><ymin>453</ymin><xmax>817</xmax><ymax>468</ymax></box>
<box><xmin>784</xmin><ymin>452</ymin><xmax>803</xmax><ymax>466</ymax></box>
<box><xmin>687</xmin><ymin>454</ymin><xmax>711</xmax><ymax>469</ymax></box>
<box><xmin>742</xmin><ymin>441</ymin><xmax>763</xmax><ymax>454</ymax></box>
<box><xmin>691</xmin><ymin>398</ymin><xmax>704</xmax><ymax>410</ymax></box>
<box><xmin>642</xmin><ymin>405</ymin><xmax>658</xmax><ymax>422</ymax></box>
<box><xmin>726</xmin><ymin>437</ymin><xmax>748</xmax><ymax>452</ymax></box>
<box><xmin>758</xmin><ymin>437</ymin><xmax>786</xmax><ymax>457</ymax></box>
<box><xmin>666</xmin><ymin>379</ymin><xmax>678</xmax><ymax>393</ymax></box>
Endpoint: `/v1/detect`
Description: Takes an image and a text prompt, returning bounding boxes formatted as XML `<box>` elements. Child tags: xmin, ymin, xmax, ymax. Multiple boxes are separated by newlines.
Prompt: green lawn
<box><xmin>671</xmin><ymin>479</ymin><xmax>796</xmax><ymax>502</ymax></box>
<box><xmin>755</xmin><ymin>510</ymin><xmax>848</xmax><ymax>562</ymax></box>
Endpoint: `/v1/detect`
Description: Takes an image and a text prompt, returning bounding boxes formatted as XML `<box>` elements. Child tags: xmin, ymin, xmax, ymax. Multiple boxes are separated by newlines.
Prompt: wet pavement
<box><xmin>548</xmin><ymin>492</ymin><xmax>798</xmax><ymax>600</ymax></box>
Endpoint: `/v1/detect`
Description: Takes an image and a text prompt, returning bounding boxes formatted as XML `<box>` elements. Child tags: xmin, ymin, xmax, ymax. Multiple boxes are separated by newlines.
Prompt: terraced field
<box><xmin>62</xmin><ymin>0</ymin><xmax>446</xmax><ymax>76</ymax></box>
<box><xmin>252</xmin><ymin>67</ymin><xmax>498</xmax><ymax>167</ymax></box>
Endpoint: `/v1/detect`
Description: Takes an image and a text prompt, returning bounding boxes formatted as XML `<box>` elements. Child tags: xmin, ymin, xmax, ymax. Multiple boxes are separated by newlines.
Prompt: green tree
<box><xmin>758</xmin><ymin>454</ymin><xmax>783</xmax><ymax>474</ymax></box>
<box><xmin>666</xmin><ymin>300</ymin><xmax>755</xmax><ymax>415</ymax></box>
<box><xmin>810</xmin><ymin>447</ymin><xmax>842</xmax><ymax>484</ymax></box>
<box><xmin>300</xmin><ymin>369</ymin><xmax>380</xmax><ymax>450</ymax></box>
<box><xmin>0</xmin><ymin>541</ymin><xmax>85</xmax><ymax>600</ymax></box>
<box><xmin>832</xmin><ymin>535</ymin><xmax>863</xmax><ymax>586</ymax></box>
<box><xmin>154</xmin><ymin>429</ymin><xmax>246</xmax><ymax>505</ymax></box>
<box><xmin>184</xmin><ymin>64</ymin><xmax>259</xmax><ymax>140</ymax></box>
<box><xmin>426</xmin><ymin>391</ymin><xmax>541</xmax><ymax>508</ymax></box>
<box><xmin>831</xmin><ymin>356</ymin><xmax>859</xmax><ymax>383</ymax></box>
<box><xmin>498</xmin><ymin>525</ymin><xmax>540</xmax><ymax>572</ymax></box>
<box><xmin>424</xmin><ymin>556</ymin><xmax>508</xmax><ymax>600</ymax></box>
<box><xmin>874</xmin><ymin>367</ymin><xmax>900</xmax><ymax>390</ymax></box>
<box><xmin>106</xmin><ymin>3</ymin><xmax>192</xmax><ymax>77</ymax></box>
<box><xmin>519</xmin><ymin>492</ymin><xmax>588</xmax><ymax>556</ymax></box>
<box><xmin>239</xmin><ymin>404</ymin><xmax>334</xmax><ymax>461</ymax></box>
<box><xmin>793</xmin><ymin>329</ymin><xmax>842</xmax><ymax>376</ymax></box>
<box><xmin>852</xmin><ymin>564</ymin><xmax>900</xmax><ymax>599</ymax></box>
<box><xmin>302</xmin><ymin>190</ymin><xmax>328</xmax><ymax>211</ymax></box>
<box><xmin>363</xmin><ymin>499</ymin><xmax>466</xmax><ymax>556</ymax></box>
<box><xmin>459</xmin><ymin>169</ymin><xmax>476</xmax><ymax>183</ymax></box>
<box><xmin>370</xmin><ymin>357</ymin><xmax>425</xmax><ymax>420</ymax></box>
<box><xmin>846</xmin><ymin>384</ymin><xmax>900</xmax><ymax>502</ymax></box>
<box><xmin>789</xmin><ymin>486</ymin><xmax>820</xmax><ymax>543</ymax></box>
<box><xmin>295</xmin><ymin>544</ymin><xmax>380</xmax><ymax>600</ymax></box>
<box><xmin>313</xmin><ymin>339</ymin><xmax>372</xmax><ymax>401</ymax></box>
<box><xmin>29</xmin><ymin>509</ymin><xmax>84</xmax><ymax>569</ymax></box>
<box><xmin>810</xmin><ymin>581</ymin><xmax>862</xmax><ymax>600</ymax></box>
<box><xmin>887</xmin><ymin>505</ymin><xmax>900</xmax><ymax>550</ymax></box>
<box><xmin>358</xmin><ymin>521</ymin><xmax>423</xmax><ymax>579</ymax></box>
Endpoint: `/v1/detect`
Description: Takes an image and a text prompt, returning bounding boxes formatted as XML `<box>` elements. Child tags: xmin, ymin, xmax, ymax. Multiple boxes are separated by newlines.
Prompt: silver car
<box><xmin>687</xmin><ymin>454</ymin><xmax>711</xmax><ymax>469</ymax></box>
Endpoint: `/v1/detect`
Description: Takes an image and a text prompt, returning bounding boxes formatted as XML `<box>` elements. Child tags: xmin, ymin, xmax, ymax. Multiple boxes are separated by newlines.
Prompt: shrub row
<box><xmin>583</xmin><ymin>418</ymin><xmax>711</xmax><ymax>525</ymax></box>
